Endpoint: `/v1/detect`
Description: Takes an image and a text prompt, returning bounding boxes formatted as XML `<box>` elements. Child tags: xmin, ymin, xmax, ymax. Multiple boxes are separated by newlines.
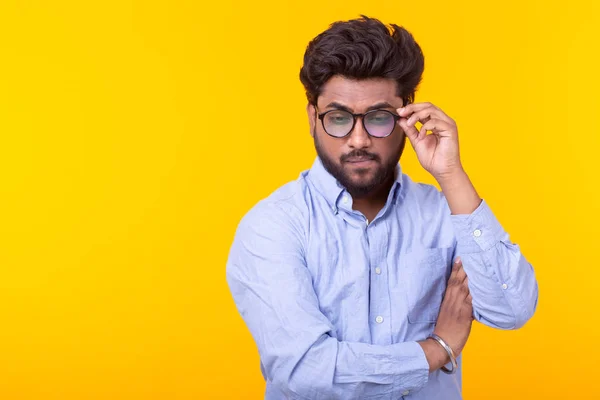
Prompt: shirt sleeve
<box><xmin>226</xmin><ymin>202</ymin><xmax>430</xmax><ymax>400</ymax></box>
<box><xmin>450</xmin><ymin>199</ymin><xmax>539</xmax><ymax>329</ymax></box>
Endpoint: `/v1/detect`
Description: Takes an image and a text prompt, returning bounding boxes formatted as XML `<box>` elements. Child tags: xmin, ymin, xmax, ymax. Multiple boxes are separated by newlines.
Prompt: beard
<box><xmin>314</xmin><ymin>127</ymin><xmax>405</xmax><ymax>198</ymax></box>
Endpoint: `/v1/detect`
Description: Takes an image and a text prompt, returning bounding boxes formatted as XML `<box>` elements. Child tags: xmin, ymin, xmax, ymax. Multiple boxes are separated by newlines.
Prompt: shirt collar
<box><xmin>307</xmin><ymin>157</ymin><xmax>404</xmax><ymax>213</ymax></box>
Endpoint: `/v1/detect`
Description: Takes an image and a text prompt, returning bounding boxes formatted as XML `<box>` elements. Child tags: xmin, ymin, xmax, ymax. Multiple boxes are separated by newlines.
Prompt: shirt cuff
<box><xmin>450</xmin><ymin>200</ymin><xmax>507</xmax><ymax>254</ymax></box>
<box><xmin>390</xmin><ymin>341</ymin><xmax>430</xmax><ymax>397</ymax></box>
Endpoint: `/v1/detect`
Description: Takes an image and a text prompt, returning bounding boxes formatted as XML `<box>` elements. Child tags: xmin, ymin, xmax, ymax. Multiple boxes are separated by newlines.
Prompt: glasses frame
<box><xmin>316</xmin><ymin>107</ymin><xmax>401</xmax><ymax>138</ymax></box>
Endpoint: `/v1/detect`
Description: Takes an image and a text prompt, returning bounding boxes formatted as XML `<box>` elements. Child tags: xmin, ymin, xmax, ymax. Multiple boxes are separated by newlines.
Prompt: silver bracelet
<box><xmin>428</xmin><ymin>333</ymin><xmax>458</xmax><ymax>374</ymax></box>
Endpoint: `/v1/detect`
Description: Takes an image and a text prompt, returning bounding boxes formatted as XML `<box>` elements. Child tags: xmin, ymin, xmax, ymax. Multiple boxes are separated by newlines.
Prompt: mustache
<box><xmin>341</xmin><ymin>150</ymin><xmax>380</xmax><ymax>162</ymax></box>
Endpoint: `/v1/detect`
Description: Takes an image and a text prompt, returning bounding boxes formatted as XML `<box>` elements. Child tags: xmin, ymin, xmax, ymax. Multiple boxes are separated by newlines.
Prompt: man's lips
<box><xmin>344</xmin><ymin>156</ymin><xmax>377</xmax><ymax>166</ymax></box>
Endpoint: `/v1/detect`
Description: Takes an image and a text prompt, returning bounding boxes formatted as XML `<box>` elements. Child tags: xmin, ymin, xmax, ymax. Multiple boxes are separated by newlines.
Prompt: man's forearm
<box><xmin>418</xmin><ymin>339</ymin><xmax>450</xmax><ymax>372</ymax></box>
<box><xmin>436</xmin><ymin>169</ymin><xmax>482</xmax><ymax>215</ymax></box>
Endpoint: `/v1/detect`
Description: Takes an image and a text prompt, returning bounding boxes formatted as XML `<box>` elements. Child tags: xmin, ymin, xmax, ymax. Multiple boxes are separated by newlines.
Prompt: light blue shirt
<box><xmin>226</xmin><ymin>157</ymin><xmax>538</xmax><ymax>399</ymax></box>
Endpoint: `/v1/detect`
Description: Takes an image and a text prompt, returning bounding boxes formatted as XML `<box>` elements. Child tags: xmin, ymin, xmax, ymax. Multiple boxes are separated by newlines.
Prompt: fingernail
<box><xmin>454</xmin><ymin>257</ymin><xmax>462</xmax><ymax>264</ymax></box>
<box><xmin>398</xmin><ymin>107</ymin><xmax>405</xmax><ymax>113</ymax></box>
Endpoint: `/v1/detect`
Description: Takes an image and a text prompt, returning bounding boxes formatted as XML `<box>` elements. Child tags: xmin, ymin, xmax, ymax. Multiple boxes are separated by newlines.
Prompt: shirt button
<box><xmin>473</xmin><ymin>229</ymin><xmax>482</xmax><ymax>237</ymax></box>
<box><xmin>502</xmin><ymin>283</ymin><xmax>508</xmax><ymax>290</ymax></box>
<box><xmin>375</xmin><ymin>316</ymin><xmax>384</xmax><ymax>324</ymax></box>
<box><xmin>342</xmin><ymin>195</ymin><xmax>349</xmax><ymax>205</ymax></box>
<box><xmin>402</xmin><ymin>390</ymin><xmax>410</xmax><ymax>396</ymax></box>
<box><xmin>375</xmin><ymin>267</ymin><xmax>381</xmax><ymax>275</ymax></box>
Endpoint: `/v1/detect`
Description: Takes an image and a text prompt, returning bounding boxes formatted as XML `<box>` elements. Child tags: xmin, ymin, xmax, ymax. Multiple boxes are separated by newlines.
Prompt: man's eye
<box><xmin>367</xmin><ymin>112</ymin><xmax>393</xmax><ymax>125</ymax></box>
<box><xmin>327</xmin><ymin>113</ymin><xmax>351</xmax><ymax>124</ymax></box>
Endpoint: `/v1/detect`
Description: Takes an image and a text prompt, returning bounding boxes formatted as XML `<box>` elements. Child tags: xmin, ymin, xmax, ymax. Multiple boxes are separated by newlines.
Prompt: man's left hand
<box><xmin>398</xmin><ymin>102</ymin><xmax>481</xmax><ymax>215</ymax></box>
<box><xmin>397</xmin><ymin>102</ymin><xmax>462</xmax><ymax>182</ymax></box>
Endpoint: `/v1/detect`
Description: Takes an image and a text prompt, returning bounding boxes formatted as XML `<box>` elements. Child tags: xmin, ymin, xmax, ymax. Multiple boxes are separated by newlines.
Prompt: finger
<box><xmin>396</xmin><ymin>102</ymin><xmax>438</xmax><ymax>117</ymax></box>
<box><xmin>450</xmin><ymin>258</ymin><xmax>462</xmax><ymax>276</ymax></box>
<box><xmin>462</xmin><ymin>287</ymin><xmax>474</xmax><ymax>311</ymax></box>
<box><xmin>418</xmin><ymin>119</ymin><xmax>456</xmax><ymax>138</ymax></box>
<box><xmin>398</xmin><ymin>104</ymin><xmax>454</xmax><ymax>129</ymax></box>
<box><xmin>398</xmin><ymin>118</ymin><xmax>420</xmax><ymax>146</ymax></box>
<box><xmin>447</xmin><ymin>259</ymin><xmax>463</xmax><ymax>287</ymax></box>
<box><xmin>455</xmin><ymin>263</ymin><xmax>467</xmax><ymax>283</ymax></box>
<box><xmin>459</xmin><ymin>281</ymin><xmax>470</xmax><ymax>299</ymax></box>
<box><xmin>407</xmin><ymin>114</ymin><xmax>430</xmax><ymax>127</ymax></box>
<box><xmin>466</xmin><ymin>296</ymin><xmax>474</xmax><ymax>319</ymax></box>
<box><xmin>456</xmin><ymin>260</ymin><xmax>469</xmax><ymax>281</ymax></box>
<box><xmin>452</xmin><ymin>258</ymin><xmax>465</xmax><ymax>276</ymax></box>
<box><xmin>404</xmin><ymin>107</ymin><xmax>445</xmax><ymax>127</ymax></box>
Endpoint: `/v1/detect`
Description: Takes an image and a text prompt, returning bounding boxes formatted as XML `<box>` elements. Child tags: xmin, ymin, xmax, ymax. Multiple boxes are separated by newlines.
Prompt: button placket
<box><xmin>367</xmin><ymin>219</ymin><xmax>392</xmax><ymax>345</ymax></box>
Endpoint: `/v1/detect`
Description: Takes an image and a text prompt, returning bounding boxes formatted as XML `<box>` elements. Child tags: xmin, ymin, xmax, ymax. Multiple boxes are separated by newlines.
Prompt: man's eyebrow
<box><xmin>366</xmin><ymin>102</ymin><xmax>396</xmax><ymax>112</ymax></box>
<box><xmin>323</xmin><ymin>101</ymin><xmax>397</xmax><ymax>113</ymax></box>
<box><xmin>324</xmin><ymin>102</ymin><xmax>353</xmax><ymax>113</ymax></box>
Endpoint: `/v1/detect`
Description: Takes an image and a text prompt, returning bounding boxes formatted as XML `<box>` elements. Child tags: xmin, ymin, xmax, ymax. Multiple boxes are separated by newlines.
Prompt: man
<box><xmin>226</xmin><ymin>16</ymin><xmax>538</xmax><ymax>399</ymax></box>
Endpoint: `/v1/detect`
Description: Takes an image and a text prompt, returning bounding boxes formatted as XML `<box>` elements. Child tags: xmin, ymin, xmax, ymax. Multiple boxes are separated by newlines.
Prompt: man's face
<box><xmin>307</xmin><ymin>76</ymin><xmax>406</xmax><ymax>197</ymax></box>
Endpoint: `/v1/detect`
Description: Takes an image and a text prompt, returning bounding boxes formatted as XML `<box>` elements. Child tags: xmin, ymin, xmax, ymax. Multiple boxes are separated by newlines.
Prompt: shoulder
<box><xmin>235</xmin><ymin>175</ymin><xmax>310</xmax><ymax>247</ymax></box>
<box><xmin>227</xmin><ymin>177</ymin><xmax>310</xmax><ymax>277</ymax></box>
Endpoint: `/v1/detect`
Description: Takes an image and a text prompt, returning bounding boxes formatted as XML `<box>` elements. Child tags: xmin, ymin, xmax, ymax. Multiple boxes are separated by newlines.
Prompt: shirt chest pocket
<box><xmin>402</xmin><ymin>247</ymin><xmax>453</xmax><ymax>324</ymax></box>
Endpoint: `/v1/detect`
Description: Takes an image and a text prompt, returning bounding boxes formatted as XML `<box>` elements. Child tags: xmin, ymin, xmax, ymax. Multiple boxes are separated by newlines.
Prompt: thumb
<box><xmin>397</xmin><ymin>117</ymin><xmax>419</xmax><ymax>146</ymax></box>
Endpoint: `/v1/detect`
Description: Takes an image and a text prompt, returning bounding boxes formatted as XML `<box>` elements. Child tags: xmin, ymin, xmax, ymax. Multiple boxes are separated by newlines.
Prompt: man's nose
<box><xmin>346</xmin><ymin>119</ymin><xmax>371</xmax><ymax>149</ymax></box>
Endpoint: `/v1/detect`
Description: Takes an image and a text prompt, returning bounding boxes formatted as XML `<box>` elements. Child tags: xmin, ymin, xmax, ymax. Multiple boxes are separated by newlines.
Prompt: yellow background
<box><xmin>0</xmin><ymin>0</ymin><xmax>598</xmax><ymax>398</ymax></box>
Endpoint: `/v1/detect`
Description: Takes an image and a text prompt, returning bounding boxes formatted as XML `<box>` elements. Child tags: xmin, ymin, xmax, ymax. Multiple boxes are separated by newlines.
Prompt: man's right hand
<box><xmin>418</xmin><ymin>258</ymin><xmax>474</xmax><ymax>372</ymax></box>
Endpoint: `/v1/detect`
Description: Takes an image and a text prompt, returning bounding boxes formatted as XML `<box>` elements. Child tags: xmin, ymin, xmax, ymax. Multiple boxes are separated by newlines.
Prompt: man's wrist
<box><xmin>432</xmin><ymin>164</ymin><xmax>465</xmax><ymax>186</ymax></box>
<box><xmin>418</xmin><ymin>338</ymin><xmax>450</xmax><ymax>372</ymax></box>
<box><xmin>436</xmin><ymin>168</ymin><xmax>482</xmax><ymax>215</ymax></box>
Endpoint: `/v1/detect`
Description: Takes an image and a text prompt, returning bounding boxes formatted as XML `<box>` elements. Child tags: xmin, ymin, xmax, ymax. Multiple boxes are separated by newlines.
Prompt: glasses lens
<box><xmin>364</xmin><ymin>110</ymin><xmax>395</xmax><ymax>137</ymax></box>
<box><xmin>323</xmin><ymin>110</ymin><xmax>353</xmax><ymax>137</ymax></box>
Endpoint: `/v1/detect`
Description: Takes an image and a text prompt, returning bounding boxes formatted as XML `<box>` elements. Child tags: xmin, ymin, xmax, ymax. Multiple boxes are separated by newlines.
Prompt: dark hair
<box><xmin>299</xmin><ymin>15</ymin><xmax>424</xmax><ymax>106</ymax></box>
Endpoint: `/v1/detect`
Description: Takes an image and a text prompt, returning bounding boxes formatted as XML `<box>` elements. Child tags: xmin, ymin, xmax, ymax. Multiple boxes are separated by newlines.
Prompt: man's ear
<box><xmin>306</xmin><ymin>103</ymin><xmax>316</xmax><ymax>137</ymax></box>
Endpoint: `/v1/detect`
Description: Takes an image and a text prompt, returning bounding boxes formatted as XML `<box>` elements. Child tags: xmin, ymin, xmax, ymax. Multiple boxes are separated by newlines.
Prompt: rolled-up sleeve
<box><xmin>450</xmin><ymin>200</ymin><xmax>539</xmax><ymax>329</ymax></box>
<box><xmin>226</xmin><ymin>202</ymin><xmax>430</xmax><ymax>400</ymax></box>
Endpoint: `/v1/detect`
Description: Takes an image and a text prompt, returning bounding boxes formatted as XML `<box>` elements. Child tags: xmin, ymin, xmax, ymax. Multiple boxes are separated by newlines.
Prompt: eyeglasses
<box><xmin>316</xmin><ymin>108</ymin><xmax>401</xmax><ymax>138</ymax></box>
